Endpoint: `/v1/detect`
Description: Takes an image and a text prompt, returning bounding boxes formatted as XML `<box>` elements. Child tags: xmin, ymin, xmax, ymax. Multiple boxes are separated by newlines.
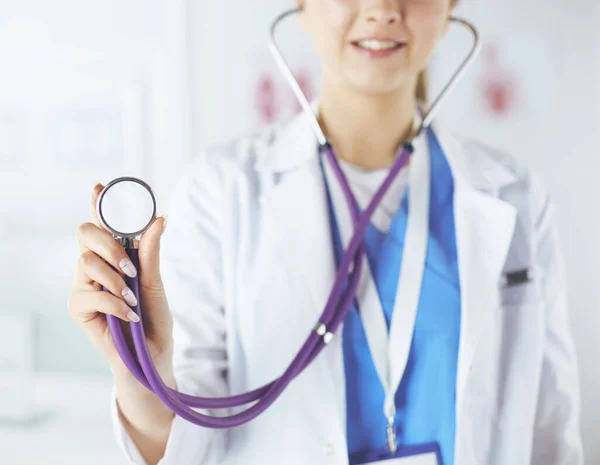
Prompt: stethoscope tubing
<box><xmin>103</xmin><ymin>142</ymin><xmax>411</xmax><ymax>428</ymax></box>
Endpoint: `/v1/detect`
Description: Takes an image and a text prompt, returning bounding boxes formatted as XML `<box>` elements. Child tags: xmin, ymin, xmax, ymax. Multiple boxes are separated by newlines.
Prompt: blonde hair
<box><xmin>416</xmin><ymin>70</ymin><xmax>428</xmax><ymax>104</ymax></box>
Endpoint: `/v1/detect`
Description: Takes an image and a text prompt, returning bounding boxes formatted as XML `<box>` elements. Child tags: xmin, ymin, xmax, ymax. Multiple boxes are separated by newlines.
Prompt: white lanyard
<box><xmin>322</xmin><ymin>131</ymin><xmax>431</xmax><ymax>454</ymax></box>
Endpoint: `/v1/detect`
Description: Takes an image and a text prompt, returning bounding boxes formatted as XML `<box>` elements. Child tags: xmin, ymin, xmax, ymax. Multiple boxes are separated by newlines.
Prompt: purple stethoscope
<box><xmin>97</xmin><ymin>8</ymin><xmax>481</xmax><ymax>431</ymax></box>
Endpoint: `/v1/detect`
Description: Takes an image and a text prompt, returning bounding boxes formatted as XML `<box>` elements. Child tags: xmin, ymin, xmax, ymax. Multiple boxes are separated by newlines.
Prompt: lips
<box><xmin>351</xmin><ymin>38</ymin><xmax>407</xmax><ymax>58</ymax></box>
<box><xmin>352</xmin><ymin>39</ymin><xmax>405</xmax><ymax>51</ymax></box>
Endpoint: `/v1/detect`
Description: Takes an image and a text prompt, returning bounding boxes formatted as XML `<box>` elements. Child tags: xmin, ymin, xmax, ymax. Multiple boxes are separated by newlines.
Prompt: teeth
<box><xmin>356</xmin><ymin>40</ymin><xmax>399</xmax><ymax>51</ymax></box>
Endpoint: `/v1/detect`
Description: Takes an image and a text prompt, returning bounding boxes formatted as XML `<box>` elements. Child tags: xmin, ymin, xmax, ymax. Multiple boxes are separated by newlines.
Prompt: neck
<box><xmin>317</xmin><ymin>80</ymin><xmax>418</xmax><ymax>170</ymax></box>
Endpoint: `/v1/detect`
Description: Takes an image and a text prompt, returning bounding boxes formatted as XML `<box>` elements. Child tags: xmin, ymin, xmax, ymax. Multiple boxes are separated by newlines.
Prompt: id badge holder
<box><xmin>355</xmin><ymin>443</ymin><xmax>442</xmax><ymax>465</ymax></box>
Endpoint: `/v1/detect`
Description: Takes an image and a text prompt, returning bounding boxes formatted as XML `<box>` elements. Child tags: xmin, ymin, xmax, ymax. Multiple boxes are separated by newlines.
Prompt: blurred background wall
<box><xmin>0</xmin><ymin>0</ymin><xmax>598</xmax><ymax>463</ymax></box>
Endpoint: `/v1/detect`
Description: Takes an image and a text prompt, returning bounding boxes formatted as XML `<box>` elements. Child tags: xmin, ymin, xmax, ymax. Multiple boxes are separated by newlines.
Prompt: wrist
<box><xmin>112</xmin><ymin>361</ymin><xmax>177</xmax><ymax>433</ymax></box>
<box><xmin>110</xmin><ymin>356</ymin><xmax>176</xmax><ymax>391</ymax></box>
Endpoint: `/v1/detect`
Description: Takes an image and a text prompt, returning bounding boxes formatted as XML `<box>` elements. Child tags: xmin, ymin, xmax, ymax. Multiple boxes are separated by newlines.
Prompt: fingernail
<box><xmin>119</xmin><ymin>258</ymin><xmax>137</xmax><ymax>278</ymax></box>
<box><xmin>127</xmin><ymin>310</ymin><xmax>140</xmax><ymax>323</ymax></box>
<box><xmin>161</xmin><ymin>214</ymin><xmax>169</xmax><ymax>235</ymax></box>
<box><xmin>122</xmin><ymin>287</ymin><xmax>138</xmax><ymax>307</ymax></box>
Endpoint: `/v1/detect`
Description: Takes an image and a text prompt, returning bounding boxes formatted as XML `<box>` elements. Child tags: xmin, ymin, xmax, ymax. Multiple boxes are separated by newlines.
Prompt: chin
<box><xmin>347</xmin><ymin>77</ymin><xmax>408</xmax><ymax>97</ymax></box>
<box><xmin>339</xmin><ymin>66</ymin><xmax>413</xmax><ymax>96</ymax></box>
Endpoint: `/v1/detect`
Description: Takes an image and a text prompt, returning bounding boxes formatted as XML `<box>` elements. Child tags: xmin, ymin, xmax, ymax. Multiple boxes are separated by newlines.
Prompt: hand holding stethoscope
<box><xmin>68</xmin><ymin>181</ymin><xmax>172</xmax><ymax>378</ymax></box>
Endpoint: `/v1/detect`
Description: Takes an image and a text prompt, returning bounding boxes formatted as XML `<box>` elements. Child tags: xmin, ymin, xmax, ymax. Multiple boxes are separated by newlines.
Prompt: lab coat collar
<box><xmin>254</xmin><ymin>99</ymin><xmax>519</xmax><ymax>193</ymax></box>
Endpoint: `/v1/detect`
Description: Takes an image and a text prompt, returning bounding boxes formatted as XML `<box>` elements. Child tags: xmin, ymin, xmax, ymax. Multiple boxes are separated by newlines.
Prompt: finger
<box><xmin>69</xmin><ymin>289</ymin><xmax>139</xmax><ymax>324</ymax></box>
<box><xmin>75</xmin><ymin>251</ymin><xmax>139</xmax><ymax>308</ymax></box>
<box><xmin>76</xmin><ymin>222</ymin><xmax>138</xmax><ymax>279</ymax></box>
<box><xmin>138</xmin><ymin>215</ymin><xmax>168</xmax><ymax>286</ymax></box>
<box><xmin>90</xmin><ymin>183</ymin><xmax>105</xmax><ymax>228</ymax></box>
<box><xmin>72</xmin><ymin>260</ymin><xmax>101</xmax><ymax>291</ymax></box>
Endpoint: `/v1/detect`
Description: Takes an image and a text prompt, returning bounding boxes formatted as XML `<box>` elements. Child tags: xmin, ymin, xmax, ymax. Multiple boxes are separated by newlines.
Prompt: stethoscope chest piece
<box><xmin>96</xmin><ymin>177</ymin><xmax>157</xmax><ymax>248</ymax></box>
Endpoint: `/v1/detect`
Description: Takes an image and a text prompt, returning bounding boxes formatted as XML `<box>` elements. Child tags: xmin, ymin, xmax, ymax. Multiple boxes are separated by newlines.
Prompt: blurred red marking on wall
<box><xmin>256</xmin><ymin>72</ymin><xmax>279</xmax><ymax>124</ymax></box>
<box><xmin>479</xmin><ymin>44</ymin><xmax>517</xmax><ymax>116</ymax></box>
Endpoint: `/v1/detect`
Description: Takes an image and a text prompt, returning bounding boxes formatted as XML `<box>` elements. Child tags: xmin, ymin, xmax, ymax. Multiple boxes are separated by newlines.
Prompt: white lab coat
<box><xmin>112</xmin><ymin>109</ymin><xmax>584</xmax><ymax>465</ymax></box>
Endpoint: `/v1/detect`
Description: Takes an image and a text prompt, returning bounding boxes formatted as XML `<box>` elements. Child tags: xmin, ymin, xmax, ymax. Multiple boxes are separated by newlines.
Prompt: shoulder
<box><xmin>481</xmin><ymin>140</ymin><xmax>550</xmax><ymax>220</ymax></box>
<box><xmin>177</xmin><ymin>110</ymin><xmax>318</xmax><ymax>201</ymax></box>
<box><xmin>168</xmin><ymin>123</ymin><xmax>281</xmax><ymax>206</ymax></box>
<box><xmin>185</xmin><ymin>119</ymin><xmax>293</xmax><ymax>180</ymax></box>
<box><xmin>463</xmin><ymin>138</ymin><xmax>530</xmax><ymax>183</ymax></box>
<box><xmin>440</xmin><ymin>125</ymin><xmax>552</xmax><ymax>224</ymax></box>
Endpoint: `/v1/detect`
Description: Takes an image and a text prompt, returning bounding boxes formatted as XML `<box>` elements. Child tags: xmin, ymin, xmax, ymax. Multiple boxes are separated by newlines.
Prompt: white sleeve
<box><xmin>530</xmin><ymin>185</ymin><xmax>584</xmax><ymax>465</ymax></box>
<box><xmin>111</xmin><ymin>150</ymin><xmax>230</xmax><ymax>465</ymax></box>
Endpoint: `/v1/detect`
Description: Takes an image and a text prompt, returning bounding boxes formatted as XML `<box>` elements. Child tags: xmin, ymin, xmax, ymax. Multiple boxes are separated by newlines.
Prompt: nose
<box><xmin>365</xmin><ymin>1</ymin><xmax>401</xmax><ymax>26</ymax></box>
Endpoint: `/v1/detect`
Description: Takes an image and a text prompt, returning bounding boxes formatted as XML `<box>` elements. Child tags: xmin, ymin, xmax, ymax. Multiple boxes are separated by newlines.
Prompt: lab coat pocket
<box><xmin>499</xmin><ymin>266</ymin><xmax>542</xmax><ymax>307</ymax></box>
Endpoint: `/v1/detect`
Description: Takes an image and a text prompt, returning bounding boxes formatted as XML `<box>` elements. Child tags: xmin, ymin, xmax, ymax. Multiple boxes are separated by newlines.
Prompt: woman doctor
<box><xmin>68</xmin><ymin>0</ymin><xmax>583</xmax><ymax>464</ymax></box>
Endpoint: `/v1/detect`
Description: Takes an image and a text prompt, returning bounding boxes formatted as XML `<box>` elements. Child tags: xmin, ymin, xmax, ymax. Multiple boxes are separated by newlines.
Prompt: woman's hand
<box><xmin>68</xmin><ymin>183</ymin><xmax>172</xmax><ymax>369</ymax></box>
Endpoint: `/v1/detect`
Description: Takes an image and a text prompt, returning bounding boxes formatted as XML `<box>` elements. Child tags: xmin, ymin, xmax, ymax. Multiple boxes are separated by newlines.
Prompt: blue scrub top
<box><xmin>320</xmin><ymin>128</ymin><xmax>461</xmax><ymax>465</ymax></box>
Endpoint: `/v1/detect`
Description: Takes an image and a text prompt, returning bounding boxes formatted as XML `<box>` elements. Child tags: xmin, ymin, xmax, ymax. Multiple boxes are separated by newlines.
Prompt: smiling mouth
<box><xmin>352</xmin><ymin>39</ymin><xmax>405</xmax><ymax>51</ymax></box>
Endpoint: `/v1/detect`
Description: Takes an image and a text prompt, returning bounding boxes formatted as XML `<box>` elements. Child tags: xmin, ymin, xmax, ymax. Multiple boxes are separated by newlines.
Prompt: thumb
<box><xmin>138</xmin><ymin>215</ymin><xmax>168</xmax><ymax>288</ymax></box>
